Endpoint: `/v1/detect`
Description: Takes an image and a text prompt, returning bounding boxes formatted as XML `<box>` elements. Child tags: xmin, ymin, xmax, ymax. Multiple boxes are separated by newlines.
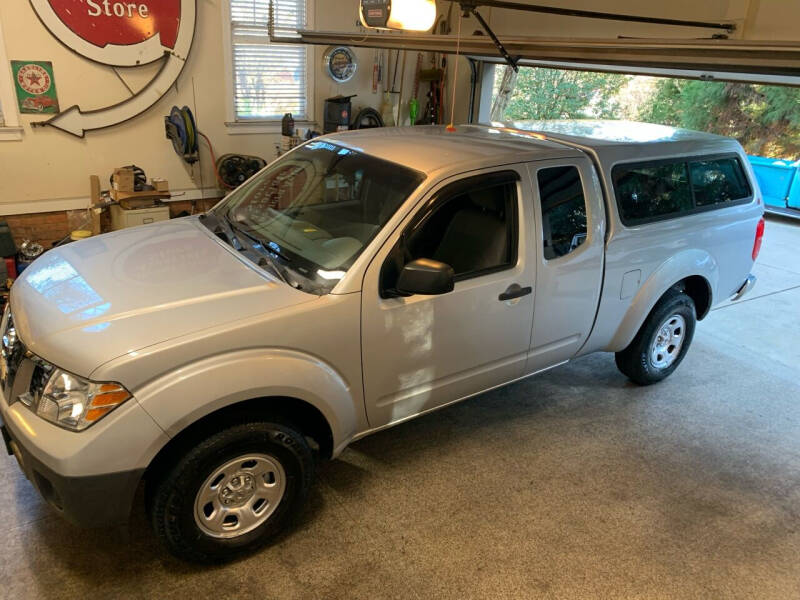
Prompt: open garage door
<box><xmin>272</xmin><ymin>30</ymin><xmax>800</xmax><ymax>86</ymax></box>
<box><xmin>269</xmin><ymin>4</ymin><xmax>800</xmax><ymax>216</ymax></box>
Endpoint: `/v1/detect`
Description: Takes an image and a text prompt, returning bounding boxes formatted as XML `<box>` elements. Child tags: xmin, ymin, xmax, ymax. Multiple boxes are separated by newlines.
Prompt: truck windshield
<box><xmin>213</xmin><ymin>141</ymin><xmax>425</xmax><ymax>293</ymax></box>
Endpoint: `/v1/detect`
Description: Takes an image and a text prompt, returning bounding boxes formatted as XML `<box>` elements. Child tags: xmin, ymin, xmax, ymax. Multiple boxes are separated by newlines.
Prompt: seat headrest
<box><xmin>468</xmin><ymin>187</ymin><xmax>502</xmax><ymax>213</ymax></box>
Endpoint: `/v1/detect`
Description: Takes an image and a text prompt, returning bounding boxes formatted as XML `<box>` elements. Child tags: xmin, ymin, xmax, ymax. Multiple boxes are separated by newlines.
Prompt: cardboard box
<box><xmin>88</xmin><ymin>175</ymin><xmax>103</xmax><ymax>235</ymax></box>
<box><xmin>112</xmin><ymin>168</ymin><xmax>135</xmax><ymax>193</ymax></box>
<box><xmin>152</xmin><ymin>178</ymin><xmax>170</xmax><ymax>192</ymax></box>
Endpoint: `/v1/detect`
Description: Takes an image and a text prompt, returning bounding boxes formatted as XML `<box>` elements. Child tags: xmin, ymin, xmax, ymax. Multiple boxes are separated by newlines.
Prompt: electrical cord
<box><xmin>198</xmin><ymin>131</ymin><xmax>235</xmax><ymax>191</ymax></box>
<box><xmin>447</xmin><ymin>12</ymin><xmax>463</xmax><ymax>132</ymax></box>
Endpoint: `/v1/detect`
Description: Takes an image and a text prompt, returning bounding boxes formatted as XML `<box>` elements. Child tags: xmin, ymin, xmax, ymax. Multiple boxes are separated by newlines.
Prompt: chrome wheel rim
<box><xmin>194</xmin><ymin>454</ymin><xmax>286</xmax><ymax>539</ymax></box>
<box><xmin>649</xmin><ymin>314</ymin><xmax>686</xmax><ymax>370</ymax></box>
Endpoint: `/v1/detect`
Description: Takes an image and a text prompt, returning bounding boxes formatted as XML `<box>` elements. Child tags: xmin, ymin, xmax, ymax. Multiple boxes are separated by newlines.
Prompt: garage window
<box><xmin>228</xmin><ymin>0</ymin><xmax>311</xmax><ymax>122</ymax></box>
<box><xmin>0</xmin><ymin>20</ymin><xmax>22</xmax><ymax>141</ymax></box>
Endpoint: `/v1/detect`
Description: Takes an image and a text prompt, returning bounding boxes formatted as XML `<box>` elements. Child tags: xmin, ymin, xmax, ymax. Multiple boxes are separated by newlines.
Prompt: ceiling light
<box><xmin>360</xmin><ymin>0</ymin><xmax>437</xmax><ymax>32</ymax></box>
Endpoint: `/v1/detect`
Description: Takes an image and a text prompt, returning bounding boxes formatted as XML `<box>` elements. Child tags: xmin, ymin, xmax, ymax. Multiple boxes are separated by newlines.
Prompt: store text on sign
<box><xmin>86</xmin><ymin>1</ymin><xmax>150</xmax><ymax>18</ymax></box>
<box><xmin>43</xmin><ymin>0</ymin><xmax>182</xmax><ymax>50</ymax></box>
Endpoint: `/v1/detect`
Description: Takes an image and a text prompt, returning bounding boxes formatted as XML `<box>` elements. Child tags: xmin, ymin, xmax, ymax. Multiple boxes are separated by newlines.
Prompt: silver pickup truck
<box><xmin>0</xmin><ymin>121</ymin><xmax>764</xmax><ymax>562</ymax></box>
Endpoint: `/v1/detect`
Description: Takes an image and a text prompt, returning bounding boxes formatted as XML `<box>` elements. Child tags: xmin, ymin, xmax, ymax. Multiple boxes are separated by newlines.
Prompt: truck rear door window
<box><xmin>690</xmin><ymin>158</ymin><xmax>752</xmax><ymax>207</ymax></box>
<box><xmin>613</xmin><ymin>155</ymin><xmax>752</xmax><ymax>225</ymax></box>
<box><xmin>537</xmin><ymin>166</ymin><xmax>588</xmax><ymax>260</ymax></box>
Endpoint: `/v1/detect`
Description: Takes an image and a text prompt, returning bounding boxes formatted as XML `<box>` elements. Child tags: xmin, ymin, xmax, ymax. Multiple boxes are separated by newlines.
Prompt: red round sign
<box><xmin>29</xmin><ymin>0</ymin><xmax>196</xmax><ymax>136</ymax></box>
<box><xmin>46</xmin><ymin>0</ymin><xmax>180</xmax><ymax>49</ymax></box>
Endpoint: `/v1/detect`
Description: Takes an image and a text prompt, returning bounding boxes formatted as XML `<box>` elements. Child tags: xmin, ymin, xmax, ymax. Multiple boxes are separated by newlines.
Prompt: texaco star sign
<box><xmin>29</xmin><ymin>0</ymin><xmax>196</xmax><ymax>137</ymax></box>
<box><xmin>18</xmin><ymin>64</ymin><xmax>52</xmax><ymax>95</ymax></box>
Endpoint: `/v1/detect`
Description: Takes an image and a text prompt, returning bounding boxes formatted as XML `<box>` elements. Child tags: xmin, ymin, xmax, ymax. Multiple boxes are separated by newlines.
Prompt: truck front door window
<box><xmin>381</xmin><ymin>173</ymin><xmax>518</xmax><ymax>294</ymax></box>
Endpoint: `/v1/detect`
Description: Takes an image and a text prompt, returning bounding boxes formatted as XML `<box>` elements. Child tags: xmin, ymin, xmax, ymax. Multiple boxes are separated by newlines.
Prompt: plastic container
<box><xmin>324</xmin><ymin>95</ymin><xmax>356</xmax><ymax>133</ymax></box>
<box><xmin>70</xmin><ymin>230</ymin><xmax>93</xmax><ymax>242</ymax></box>
<box><xmin>748</xmin><ymin>155</ymin><xmax>800</xmax><ymax>210</ymax></box>
<box><xmin>281</xmin><ymin>113</ymin><xmax>295</xmax><ymax>137</ymax></box>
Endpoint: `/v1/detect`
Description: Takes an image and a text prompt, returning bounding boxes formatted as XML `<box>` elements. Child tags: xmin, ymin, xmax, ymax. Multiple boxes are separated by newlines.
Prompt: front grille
<box><xmin>0</xmin><ymin>307</ymin><xmax>26</xmax><ymax>396</ymax></box>
<box><xmin>29</xmin><ymin>362</ymin><xmax>52</xmax><ymax>403</ymax></box>
<box><xmin>1</xmin><ymin>309</ymin><xmax>61</xmax><ymax>414</ymax></box>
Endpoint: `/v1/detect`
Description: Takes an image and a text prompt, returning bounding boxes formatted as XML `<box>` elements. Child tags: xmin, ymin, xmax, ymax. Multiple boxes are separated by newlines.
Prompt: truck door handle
<box><xmin>499</xmin><ymin>284</ymin><xmax>533</xmax><ymax>302</ymax></box>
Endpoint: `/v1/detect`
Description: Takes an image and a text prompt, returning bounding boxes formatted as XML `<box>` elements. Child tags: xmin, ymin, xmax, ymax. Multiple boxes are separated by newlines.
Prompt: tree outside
<box><xmin>493</xmin><ymin>65</ymin><xmax>800</xmax><ymax>160</ymax></box>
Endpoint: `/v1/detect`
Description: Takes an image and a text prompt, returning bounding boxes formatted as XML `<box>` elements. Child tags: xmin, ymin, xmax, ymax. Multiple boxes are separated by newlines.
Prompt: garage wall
<box><xmin>0</xmin><ymin>0</ymin><xmax>389</xmax><ymax>215</ymax></box>
<box><xmin>1</xmin><ymin>0</ymin><xmax>798</xmax><ymax>217</ymax></box>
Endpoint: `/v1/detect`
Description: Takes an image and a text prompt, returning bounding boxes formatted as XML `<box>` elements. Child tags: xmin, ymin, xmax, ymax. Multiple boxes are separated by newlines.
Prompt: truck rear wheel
<box><xmin>148</xmin><ymin>421</ymin><xmax>314</xmax><ymax>563</ymax></box>
<box><xmin>615</xmin><ymin>289</ymin><xmax>697</xmax><ymax>386</ymax></box>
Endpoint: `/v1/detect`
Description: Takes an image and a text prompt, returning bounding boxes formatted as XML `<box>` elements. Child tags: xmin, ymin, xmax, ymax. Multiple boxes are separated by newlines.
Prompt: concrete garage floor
<box><xmin>1</xmin><ymin>218</ymin><xmax>799</xmax><ymax>600</ymax></box>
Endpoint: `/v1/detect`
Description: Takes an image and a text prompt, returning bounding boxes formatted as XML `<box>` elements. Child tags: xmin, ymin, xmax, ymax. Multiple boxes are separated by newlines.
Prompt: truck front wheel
<box><xmin>615</xmin><ymin>289</ymin><xmax>697</xmax><ymax>386</ymax></box>
<box><xmin>148</xmin><ymin>421</ymin><xmax>314</xmax><ymax>563</ymax></box>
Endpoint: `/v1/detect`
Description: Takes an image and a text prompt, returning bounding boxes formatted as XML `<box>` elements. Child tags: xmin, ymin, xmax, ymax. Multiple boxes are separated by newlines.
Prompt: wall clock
<box><xmin>323</xmin><ymin>46</ymin><xmax>358</xmax><ymax>83</ymax></box>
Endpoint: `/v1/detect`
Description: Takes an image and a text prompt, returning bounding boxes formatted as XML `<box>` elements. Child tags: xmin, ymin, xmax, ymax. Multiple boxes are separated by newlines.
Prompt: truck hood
<box><xmin>10</xmin><ymin>218</ymin><xmax>315</xmax><ymax>377</ymax></box>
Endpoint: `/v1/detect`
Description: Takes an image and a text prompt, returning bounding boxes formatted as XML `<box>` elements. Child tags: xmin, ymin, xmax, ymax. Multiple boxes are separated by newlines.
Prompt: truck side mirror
<box><xmin>396</xmin><ymin>259</ymin><xmax>455</xmax><ymax>296</ymax></box>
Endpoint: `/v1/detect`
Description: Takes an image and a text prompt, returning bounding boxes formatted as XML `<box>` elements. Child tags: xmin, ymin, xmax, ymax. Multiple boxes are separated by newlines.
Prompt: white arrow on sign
<box><xmin>32</xmin><ymin>0</ymin><xmax>196</xmax><ymax>137</ymax></box>
<box><xmin>37</xmin><ymin>51</ymin><xmax>187</xmax><ymax>137</ymax></box>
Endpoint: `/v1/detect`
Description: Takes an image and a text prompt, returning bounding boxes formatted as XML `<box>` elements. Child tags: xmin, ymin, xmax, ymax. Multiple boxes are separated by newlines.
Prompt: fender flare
<box><xmin>133</xmin><ymin>348</ymin><xmax>358</xmax><ymax>462</ymax></box>
<box><xmin>607</xmin><ymin>249</ymin><xmax>718</xmax><ymax>352</ymax></box>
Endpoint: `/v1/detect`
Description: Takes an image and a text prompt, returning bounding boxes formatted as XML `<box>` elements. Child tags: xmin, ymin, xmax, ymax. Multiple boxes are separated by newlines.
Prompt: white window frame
<box><xmin>222</xmin><ymin>0</ymin><xmax>316</xmax><ymax>135</ymax></box>
<box><xmin>0</xmin><ymin>18</ymin><xmax>23</xmax><ymax>141</ymax></box>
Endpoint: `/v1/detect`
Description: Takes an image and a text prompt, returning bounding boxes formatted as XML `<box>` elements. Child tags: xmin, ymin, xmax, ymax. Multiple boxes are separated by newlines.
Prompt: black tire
<box><xmin>615</xmin><ymin>289</ymin><xmax>697</xmax><ymax>386</ymax></box>
<box><xmin>148</xmin><ymin>421</ymin><xmax>314</xmax><ymax>563</ymax></box>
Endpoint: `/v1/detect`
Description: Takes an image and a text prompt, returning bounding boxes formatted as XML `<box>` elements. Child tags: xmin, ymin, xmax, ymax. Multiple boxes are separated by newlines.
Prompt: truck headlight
<box><xmin>34</xmin><ymin>368</ymin><xmax>132</xmax><ymax>432</ymax></box>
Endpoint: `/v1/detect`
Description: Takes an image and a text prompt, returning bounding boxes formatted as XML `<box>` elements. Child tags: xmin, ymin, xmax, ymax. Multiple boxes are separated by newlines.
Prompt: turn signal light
<box><xmin>85</xmin><ymin>383</ymin><xmax>131</xmax><ymax>422</ymax></box>
<box><xmin>92</xmin><ymin>384</ymin><xmax>131</xmax><ymax>407</ymax></box>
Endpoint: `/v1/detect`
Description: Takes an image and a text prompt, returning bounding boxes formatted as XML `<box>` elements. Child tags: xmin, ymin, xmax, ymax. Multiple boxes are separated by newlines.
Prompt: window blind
<box><xmin>230</xmin><ymin>0</ymin><xmax>308</xmax><ymax>120</ymax></box>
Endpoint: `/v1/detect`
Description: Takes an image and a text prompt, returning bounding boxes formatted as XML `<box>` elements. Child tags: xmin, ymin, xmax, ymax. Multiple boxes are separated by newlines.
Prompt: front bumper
<box><xmin>0</xmin><ymin>303</ymin><xmax>169</xmax><ymax>528</ymax></box>
<box><xmin>1</xmin><ymin>413</ymin><xmax>144</xmax><ymax>528</ymax></box>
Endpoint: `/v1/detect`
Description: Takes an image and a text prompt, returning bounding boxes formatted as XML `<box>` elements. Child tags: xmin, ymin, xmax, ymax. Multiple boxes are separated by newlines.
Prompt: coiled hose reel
<box><xmin>165</xmin><ymin>106</ymin><xmax>199</xmax><ymax>164</ymax></box>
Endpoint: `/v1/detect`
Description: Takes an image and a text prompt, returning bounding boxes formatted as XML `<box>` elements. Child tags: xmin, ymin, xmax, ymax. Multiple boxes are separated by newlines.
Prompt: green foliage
<box><xmin>499</xmin><ymin>67</ymin><xmax>628</xmax><ymax>120</ymax></box>
<box><xmin>640</xmin><ymin>80</ymin><xmax>727</xmax><ymax>131</ymax></box>
<box><xmin>638</xmin><ymin>79</ymin><xmax>800</xmax><ymax>158</ymax></box>
<box><xmin>497</xmin><ymin>65</ymin><xmax>800</xmax><ymax>160</ymax></box>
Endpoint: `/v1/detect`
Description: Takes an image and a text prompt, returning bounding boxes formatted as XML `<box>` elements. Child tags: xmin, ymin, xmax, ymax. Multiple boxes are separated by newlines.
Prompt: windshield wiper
<box><xmin>223</xmin><ymin>216</ymin><xmax>297</xmax><ymax>288</ymax></box>
<box><xmin>233</xmin><ymin>226</ymin><xmax>293</xmax><ymax>263</ymax></box>
<box><xmin>200</xmin><ymin>212</ymin><xmax>242</xmax><ymax>250</ymax></box>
